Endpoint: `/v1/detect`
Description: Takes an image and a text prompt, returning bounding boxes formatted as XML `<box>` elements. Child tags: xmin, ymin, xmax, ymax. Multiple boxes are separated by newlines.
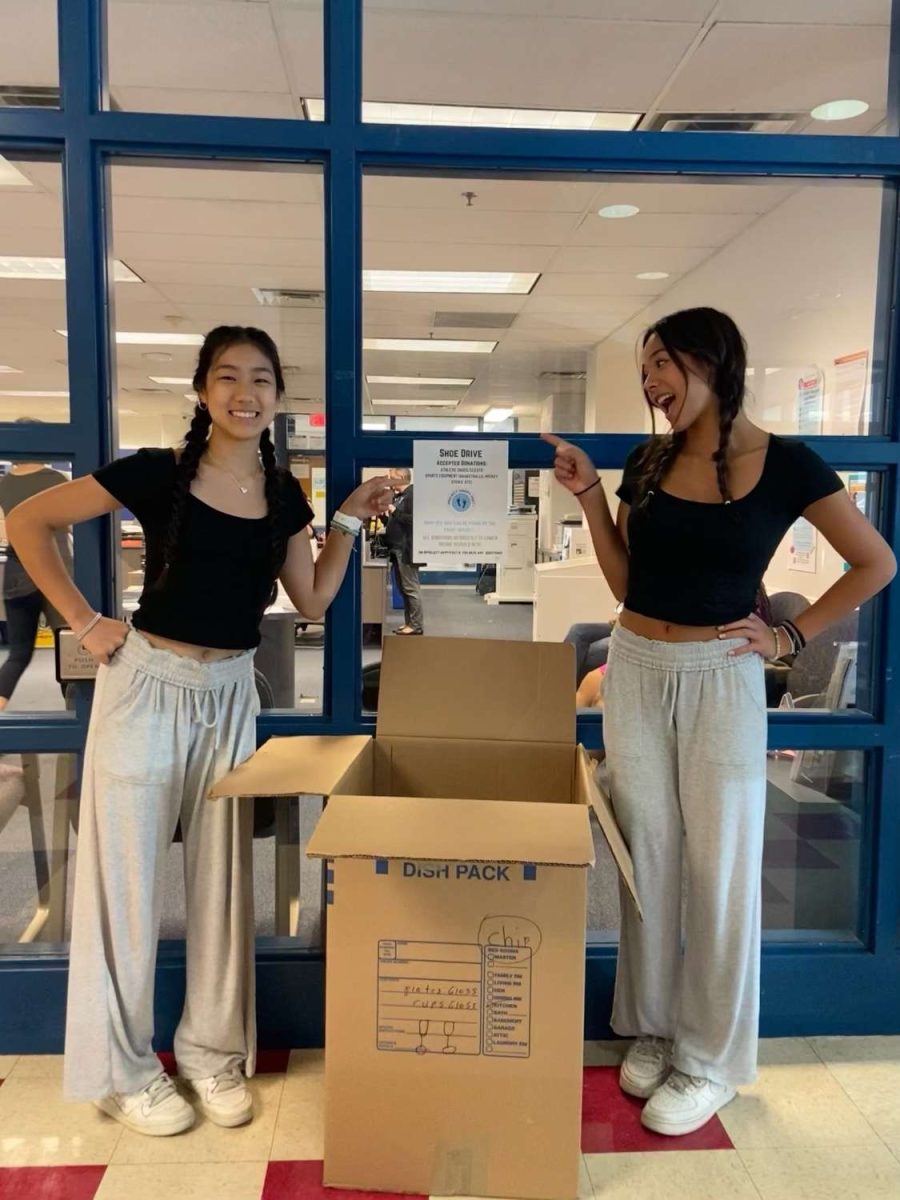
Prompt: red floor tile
<box><xmin>156</xmin><ymin>1048</ymin><xmax>291</xmax><ymax>1077</ymax></box>
<box><xmin>581</xmin><ymin>1066</ymin><xmax>734</xmax><ymax>1153</ymax></box>
<box><xmin>263</xmin><ymin>1161</ymin><xmax>426</xmax><ymax>1200</ymax></box>
<box><xmin>0</xmin><ymin>1166</ymin><xmax>106</xmax><ymax>1200</ymax></box>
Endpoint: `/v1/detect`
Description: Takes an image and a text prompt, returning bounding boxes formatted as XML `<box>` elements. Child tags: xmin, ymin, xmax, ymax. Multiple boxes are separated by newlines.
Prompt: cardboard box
<box><xmin>211</xmin><ymin>638</ymin><xmax>638</xmax><ymax>1200</ymax></box>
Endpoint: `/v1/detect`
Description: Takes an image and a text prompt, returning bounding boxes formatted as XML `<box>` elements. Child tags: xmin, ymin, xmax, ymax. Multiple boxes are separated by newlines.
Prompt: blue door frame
<box><xmin>0</xmin><ymin>0</ymin><xmax>899</xmax><ymax>1051</ymax></box>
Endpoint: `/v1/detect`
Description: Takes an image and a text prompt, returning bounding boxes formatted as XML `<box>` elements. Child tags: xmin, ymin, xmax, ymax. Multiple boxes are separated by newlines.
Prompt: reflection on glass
<box><xmin>364</xmin><ymin>2</ymin><xmax>890</xmax><ymax>136</ymax></box>
<box><xmin>363</xmin><ymin>173</ymin><xmax>884</xmax><ymax>435</ymax></box>
<box><xmin>111</xmin><ymin>162</ymin><xmax>326</xmax><ymax>712</ymax></box>
<box><xmin>0</xmin><ymin>459</ymin><xmax>73</xmax><ymax>714</ymax></box>
<box><xmin>0</xmin><ymin>159</ymin><xmax>69</xmax><ymax>423</ymax></box>
<box><xmin>0</xmin><ymin>0</ymin><xmax>58</xmax><ymax>107</ymax></box>
<box><xmin>107</xmin><ymin>0</ymin><xmax>323</xmax><ymax>118</ymax></box>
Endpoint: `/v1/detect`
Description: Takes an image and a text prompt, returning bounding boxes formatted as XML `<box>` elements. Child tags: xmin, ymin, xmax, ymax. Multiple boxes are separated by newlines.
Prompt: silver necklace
<box><xmin>205</xmin><ymin>456</ymin><xmax>262</xmax><ymax>496</ymax></box>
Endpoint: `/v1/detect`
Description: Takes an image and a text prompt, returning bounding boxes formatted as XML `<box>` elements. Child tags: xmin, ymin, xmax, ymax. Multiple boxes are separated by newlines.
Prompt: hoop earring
<box><xmin>197</xmin><ymin>400</ymin><xmax>208</xmax><ymax>411</ymax></box>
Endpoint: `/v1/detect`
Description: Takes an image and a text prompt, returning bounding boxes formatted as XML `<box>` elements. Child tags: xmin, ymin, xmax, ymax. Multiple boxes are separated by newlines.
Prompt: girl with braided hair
<box><xmin>8</xmin><ymin>325</ymin><xmax>392</xmax><ymax>1135</ymax></box>
<box><xmin>545</xmin><ymin>307</ymin><xmax>895</xmax><ymax>1136</ymax></box>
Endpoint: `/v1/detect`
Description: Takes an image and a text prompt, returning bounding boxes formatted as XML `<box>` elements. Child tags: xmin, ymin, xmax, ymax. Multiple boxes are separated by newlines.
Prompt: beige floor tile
<box><xmin>807</xmin><ymin>1036</ymin><xmax>900</xmax><ymax>1143</ymax></box>
<box><xmin>109</xmin><ymin>1075</ymin><xmax>284</xmax><ymax>1165</ymax></box>
<box><xmin>269</xmin><ymin>1060</ymin><xmax>325</xmax><ymax>1160</ymax></box>
<box><xmin>757</xmin><ymin>1038</ymin><xmax>820</xmax><ymax>1067</ymax></box>
<box><xmin>95</xmin><ymin>1161</ymin><xmax>267</xmax><ymax>1200</ymax></box>
<box><xmin>584</xmin><ymin>1150</ymin><xmax>759</xmax><ymax>1199</ymax></box>
<box><xmin>286</xmin><ymin>1048</ymin><xmax>324</xmax><ymax>1076</ymax></box>
<box><xmin>8</xmin><ymin>1054</ymin><xmax>65</xmax><ymax>1080</ymax></box>
<box><xmin>719</xmin><ymin>1062</ymin><xmax>882</xmax><ymax>1150</ymax></box>
<box><xmin>583</xmin><ymin>1040</ymin><xmax>624</xmax><ymax>1067</ymax></box>
<box><xmin>0</xmin><ymin>1076</ymin><xmax>122</xmax><ymax>1166</ymax></box>
<box><xmin>430</xmin><ymin>1157</ymin><xmax>595</xmax><ymax>1200</ymax></box>
<box><xmin>0</xmin><ymin>1055</ymin><xmax>19</xmax><ymax>1077</ymax></box>
<box><xmin>809</xmin><ymin>1036</ymin><xmax>900</xmax><ymax>1066</ymax></box>
<box><xmin>741</xmin><ymin>1144</ymin><xmax>900</xmax><ymax>1200</ymax></box>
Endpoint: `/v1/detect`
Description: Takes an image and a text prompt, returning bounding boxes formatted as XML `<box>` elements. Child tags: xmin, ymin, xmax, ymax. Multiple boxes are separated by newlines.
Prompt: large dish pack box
<box><xmin>211</xmin><ymin>637</ymin><xmax>639</xmax><ymax>1200</ymax></box>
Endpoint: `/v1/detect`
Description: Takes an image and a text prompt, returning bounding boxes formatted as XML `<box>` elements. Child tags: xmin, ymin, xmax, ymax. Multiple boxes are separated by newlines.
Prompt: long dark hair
<box><xmin>157</xmin><ymin>325</ymin><xmax>289</xmax><ymax>588</ymax></box>
<box><xmin>634</xmin><ymin>307</ymin><xmax>748</xmax><ymax>504</ymax></box>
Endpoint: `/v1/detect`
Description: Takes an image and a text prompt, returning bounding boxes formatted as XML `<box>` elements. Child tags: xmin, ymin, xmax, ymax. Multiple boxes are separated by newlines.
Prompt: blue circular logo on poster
<box><xmin>449</xmin><ymin>489</ymin><xmax>474</xmax><ymax>513</ymax></box>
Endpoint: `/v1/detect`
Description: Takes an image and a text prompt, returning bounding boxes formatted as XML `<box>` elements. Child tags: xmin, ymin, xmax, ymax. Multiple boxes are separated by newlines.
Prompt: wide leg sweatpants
<box><xmin>603</xmin><ymin>625</ymin><xmax>768</xmax><ymax>1087</ymax></box>
<box><xmin>64</xmin><ymin>630</ymin><xmax>259</xmax><ymax>1102</ymax></box>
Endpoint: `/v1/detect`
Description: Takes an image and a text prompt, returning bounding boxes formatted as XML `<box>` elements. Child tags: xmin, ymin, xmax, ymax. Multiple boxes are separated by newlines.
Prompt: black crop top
<box><xmin>616</xmin><ymin>435</ymin><xmax>844</xmax><ymax>627</ymax></box>
<box><xmin>94</xmin><ymin>448</ymin><xmax>313</xmax><ymax>649</ymax></box>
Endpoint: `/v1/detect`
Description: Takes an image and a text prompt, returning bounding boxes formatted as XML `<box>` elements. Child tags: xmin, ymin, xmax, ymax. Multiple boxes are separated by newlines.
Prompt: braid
<box><xmin>635</xmin><ymin>430</ymin><xmax>686</xmax><ymax>507</ymax></box>
<box><xmin>713</xmin><ymin>387</ymin><xmax>741</xmax><ymax>503</ymax></box>
<box><xmin>259</xmin><ymin>428</ymin><xmax>288</xmax><ymax>595</ymax></box>
<box><xmin>155</xmin><ymin>406</ymin><xmax>211</xmax><ymax>588</ymax></box>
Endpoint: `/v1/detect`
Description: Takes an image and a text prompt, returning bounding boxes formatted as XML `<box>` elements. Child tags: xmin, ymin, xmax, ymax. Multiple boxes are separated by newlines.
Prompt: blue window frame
<box><xmin>0</xmin><ymin>0</ymin><xmax>899</xmax><ymax>1049</ymax></box>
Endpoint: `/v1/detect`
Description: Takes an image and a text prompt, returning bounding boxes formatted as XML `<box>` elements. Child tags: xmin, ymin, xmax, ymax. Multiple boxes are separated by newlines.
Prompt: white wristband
<box><xmin>75</xmin><ymin>611</ymin><xmax>103</xmax><ymax>643</ymax></box>
<box><xmin>331</xmin><ymin>511</ymin><xmax>362</xmax><ymax>536</ymax></box>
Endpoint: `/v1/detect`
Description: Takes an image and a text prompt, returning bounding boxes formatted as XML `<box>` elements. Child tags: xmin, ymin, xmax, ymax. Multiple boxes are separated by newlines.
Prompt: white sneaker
<box><xmin>95</xmin><ymin>1072</ymin><xmax>195</xmax><ymax>1137</ymax></box>
<box><xmin>640</xmin><ymin>1069</ymin><xmax>736</xmax><ymax>1136</ymax></box>
<box><xmin>185</xmin><ymin>1067</ymin><xmax>253</xmax><ymax>1128</ymax></box>
<box><xmin>619</xmin><ymin>1036</ymin><xmax>672</xmax><ymax>1099</ymax></box>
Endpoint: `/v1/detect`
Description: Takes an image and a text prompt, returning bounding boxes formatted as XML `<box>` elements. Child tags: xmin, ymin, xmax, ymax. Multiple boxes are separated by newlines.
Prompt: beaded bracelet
<box><xmin>75</xmin><ymin>611</ymin><xmax>103</xmax><ymax>643</ymax></box>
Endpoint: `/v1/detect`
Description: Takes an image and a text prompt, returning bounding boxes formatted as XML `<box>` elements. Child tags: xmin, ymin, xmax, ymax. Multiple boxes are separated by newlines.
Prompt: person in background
<box><xmin>545</xmin><ymin>306</ymin><xmax>895</xmax><ymax>1137</ymax></box>
<box><xmin>8</xmin><ymin>325</ymin><xmax>392</xmax><ymax>1137</ymax></box>
<box><xmin>385</xmin><ymin>467</ymin><xmax>424</xmax><ymax>635</ymax></box>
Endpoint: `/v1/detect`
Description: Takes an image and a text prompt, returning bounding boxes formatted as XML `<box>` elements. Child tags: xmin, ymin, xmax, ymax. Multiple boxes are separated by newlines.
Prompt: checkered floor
<box><xmin>0</xmin><ymin>1038</ymin><xmax>898</xmax><ymax>1198</ymax></box>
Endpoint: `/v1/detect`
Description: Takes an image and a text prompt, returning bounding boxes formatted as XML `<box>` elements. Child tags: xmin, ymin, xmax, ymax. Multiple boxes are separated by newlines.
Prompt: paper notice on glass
<box><xmin>413</xmin><ymin>441</ymin><xmax>509</xmax><ymax>563</ymax></box>
<box><xmin>796</xmin><ymin>370</ymin><xmax>823</xmax><ymax>435</ymax></box>
<box><xmin>789</xmin><ymin>517</ymin><xmax>817</xmax><ymax>573</ymax></box>
<box><xmin>833</xmin><ymin>350</ymin><xmax>869</xmax><ymax>435</ymax></box>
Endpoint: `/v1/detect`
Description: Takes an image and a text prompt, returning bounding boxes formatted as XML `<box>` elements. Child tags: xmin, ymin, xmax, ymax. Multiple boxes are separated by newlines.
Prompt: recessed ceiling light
<box><xmin>366</xmin><ymin>375</ymin><xmax>474</xmax><ymax>387</ymax></box>
<box><xmin>484</xmin><ymin>407</ymin><xmax>514</xmax><ymax>422</ymax></box>
<box><xmin>0</xmin><ymin>390</ymin><xmax>68</xmax><ymax>397</ymax></box>
<box><xmin>0</xmin><ymin>157</ymin><xmax>32</xmax><ymax>188</ymax></box>
<box><xmin>363</xmin><ymin>270</ymin><xmax>539</xmax><ymax>295</ymax></box>
<box><xmin>637</xmin><ymin>271</ymin><xmax>670</xmax><ymax>281</ymax></box>
<box><xmin>304</xmin><ymin>98</ymin><xmax>640</xmax><ymax>132</ymax></box>
<box><xmin>453</xmin><ymin>423</ymin><xmax>479</xmax><ymax>431</ymax></box>
<box><xmin>371</xmin><ymin>398</ymin><xmax>460</xmax><ymax>409</ymax></box>
<box><xmin>57</xmin><ymin>331</ymin><xmax>204</xmax><ymax>346</ymax></box>
<box><xmin>363</xmin><ymin>420</ymin><xmax>390</xmax><ymax>430</ymax></box>
<box><xmin>811</xmin><ymin>99</ymin><xmax>869</xmax><ymax>122</ymax></box>
<box><xmin>0</xmin><ymin>365</ymin><xmax>22</xmax><ymax>374</ymax></box>
<box><xmin>149</xmin><ymin>376</ymin><xmax>194</xmax><ymax>386</ymax></box>
<box><xmin>598</xmin><ymin>204</ymin><xmax>640</xmax><ymax>219</ymax></box>
<box><xmin>0</xmin><ymin>257</ymin><xmax>141</xmax><ymax>282</ymax></box>
<box><xmin>364</xmin><ymin>338</ymin><xmax>497</xmax><ymax>354</ymax></box>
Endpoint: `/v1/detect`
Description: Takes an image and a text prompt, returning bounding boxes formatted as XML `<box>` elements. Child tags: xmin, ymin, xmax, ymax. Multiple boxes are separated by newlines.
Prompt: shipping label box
<box><xmin>211</xmin><ymin>637</ymin><xmax>639</xmax><ymax>1200</ymax></box>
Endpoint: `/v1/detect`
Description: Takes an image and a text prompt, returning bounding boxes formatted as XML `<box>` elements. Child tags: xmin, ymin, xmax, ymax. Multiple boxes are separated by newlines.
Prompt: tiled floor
<box><xmin>0</xmin><ymin>1038</ymin><xmax>898</xmax><ymax>1199</ymax></box>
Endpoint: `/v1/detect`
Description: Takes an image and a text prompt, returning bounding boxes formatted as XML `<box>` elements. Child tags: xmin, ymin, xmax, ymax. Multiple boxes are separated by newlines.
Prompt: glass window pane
<box><xmin>0</xmin><ymin>457</ymin><xmax>75</xmax><ymax>716</ymax></box>
<box><xmin>0</xmin><ymin>157</ymin><xmax>69</xmax><ymax>423</ymax></box>
<box><xmin>110</xmin><ymin>161</ymin><xmax>325</xmax><ymax>712</ymax></box>
<box><xmin>364</xmin><ymin>1</ymin><xmax>891</xmax><ymax>136</ymax></box>
<box><xmin>363</xmin><ymin>172</ymin><xmax>886</xmax><ymax>436</ymax></box>
<box><xmin>0</xmin><ymin>1</ymin><xmax>58</xmax><ymax>108</ymax></box>
<box><xmin>107</xmin><ymin>0</ymin><xmax>324</xmax><ymax>119</ymax></box>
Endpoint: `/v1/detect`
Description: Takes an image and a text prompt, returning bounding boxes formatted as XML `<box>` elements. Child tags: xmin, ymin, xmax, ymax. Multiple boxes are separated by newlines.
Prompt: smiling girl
<box><xmin>545</xmin><ymin>307</ymin><xmax>895</xmax><ymax>1136</ymax></box>
<box><xmin>8</xmin><ymin>326</ymin><xmax>392</xmax><ymax>1136</ymax></box>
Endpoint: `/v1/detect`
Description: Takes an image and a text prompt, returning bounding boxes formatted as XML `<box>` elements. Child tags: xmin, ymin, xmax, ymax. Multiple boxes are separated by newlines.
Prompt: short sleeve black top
<box><xmin>94</xmin><ymin>448</ymin><xmax>313</xmax><ymax>649</ymax></box>
<box><xmin>615</xmin><ymin>435</ymin><xmax>844</xmax><ymax>627</ymax></box>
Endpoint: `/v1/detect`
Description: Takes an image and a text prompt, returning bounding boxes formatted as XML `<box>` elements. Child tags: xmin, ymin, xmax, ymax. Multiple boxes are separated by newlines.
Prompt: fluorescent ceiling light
<box><xmin>811</xmin><ymin>99</ymin><xmax>869</xmax><ymax>122</ymax></box>
<box><xmin>637</xmin><ymin>271</ymin><xmax>669</xmax><ymax>281</ymax></box>
<box><xmin>0</xmin><ymin>157</ymin><xmax>32</xmax><ymax>188</ymax></box>
<box><xmin>453</xmin><ymin>424</ymin><xmax>479</xmax><ymax>431</ymax></box>
<box><xmin>363</xmin><ymin>420</ymin><xmax>390</xmax><ymax>430</ymax></box>
<box><xmin>57</xmin><ymin>331</ymin><xmax>204</xmax><ymax>346</ymax></box>
<box><xmin>149</xmin><ymin>376</ymin><xmax>194</xmax><ymax>386</ymax></box>
<box><xmin>364</xmin><ymin>270</ymin><xmax>539</xmax><ymax>295</ymax></box>
<box><xmin>598</xmin><ymin>204</ymin><xmax>639</xmax><ymax>219</ymax></box>
<box><xmin>484</xmin><ymin>407</ymin><xmax>514</xmax><ymax>422</ymax></box>
<box><xmin>364</xmin><ymin>338</ymin><xmax>496</xmax><ymax>354</ymax></box>
<box><xmin>0</xmin><ymin>390</ymin><xmax>68</xmax><ymax>397</ymax></box>
<box><xmin>0</xmin><ymin>365</ymin><xmax>22</xmax><ymax>374</ymax></box>
<box><xmin>305</xmin><ymin>98</ymin><xmax>638</xmax><ymax>131</ymax></box>
<box><xmin>371</xmin><ymin>398</ymin><xmax>459</xmax><ymax>409</ymax></box>
<box><xmin>366</xmin><ymin>375</ymin><xmax>474</xmax><ymax>387</ymax></box>
<box><xmin>0</xmin><ymin>257</ymin><xmax>141</xmax><ymax>282</ymax></box>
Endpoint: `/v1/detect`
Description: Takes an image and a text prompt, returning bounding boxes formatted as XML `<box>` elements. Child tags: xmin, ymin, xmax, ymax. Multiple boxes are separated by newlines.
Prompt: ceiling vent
<box><xmin>643</xmin><ymin>111</ymin><xmax>802</xmax><ymax>135</ymax></box>
<box><xmin>253</xmin><ymin>288</ymin><xmax>325</xmax><ymax>308</ymax></box>
<box><xmin>540</xmin><ymin>370</ymin><xmax>587</xmax><ymax>382</ymax></box>
<box><xmin>0</xmin><ymin>85</ymin><xmax>60</xmax><ymax>108</ymax></box>
<box><xmin>433</xmin><ymin>311</ymin><xmax>517</xmax><ymax>330</ymax></box>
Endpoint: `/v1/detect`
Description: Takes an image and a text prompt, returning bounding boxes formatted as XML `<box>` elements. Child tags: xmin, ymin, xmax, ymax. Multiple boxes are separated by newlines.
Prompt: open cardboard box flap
<box><xmin>208</xmin><ymin>734</ymin><xmax>370</xmax><ymax>799</ymax></box>
<box><xmin>307</xmin><ymin>793</ymin><xmax>596</xmax><ymax>868</ymax></box>
<box><xmin>577</xmin><ymin>746</ymin><xmax>643</xmax><ymax>920</ymax></box>
<box><xmin>376</xmin><ymin>636</ymin><xmax>575</xmax><ymax>744</ymax></box>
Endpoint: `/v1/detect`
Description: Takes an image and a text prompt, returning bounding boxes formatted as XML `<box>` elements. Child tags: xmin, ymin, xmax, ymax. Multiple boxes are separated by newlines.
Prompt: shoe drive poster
<box><xmin>413</xmin><ymin>441</ymin><xmax>509</xmax><ymax>563</ymax></box>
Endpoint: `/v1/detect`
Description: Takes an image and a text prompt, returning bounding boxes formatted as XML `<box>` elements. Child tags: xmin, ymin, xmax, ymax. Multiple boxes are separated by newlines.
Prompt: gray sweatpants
<box><xmin>64</xmin><ymin>630</ymin><xmax>259</xmax><ymax>1102</ymax></box>
<box><xmin>603</xmin><ymin>625</ymin><xmax>768</xmax><ymax>1087</ymax></box>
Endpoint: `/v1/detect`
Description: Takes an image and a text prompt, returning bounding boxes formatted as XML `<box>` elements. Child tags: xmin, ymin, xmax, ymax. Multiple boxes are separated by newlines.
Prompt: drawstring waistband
<box><xmin>610</xmin><ymin>623</ymin><xmax>753</xmax><ymax>672</ymax></box>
